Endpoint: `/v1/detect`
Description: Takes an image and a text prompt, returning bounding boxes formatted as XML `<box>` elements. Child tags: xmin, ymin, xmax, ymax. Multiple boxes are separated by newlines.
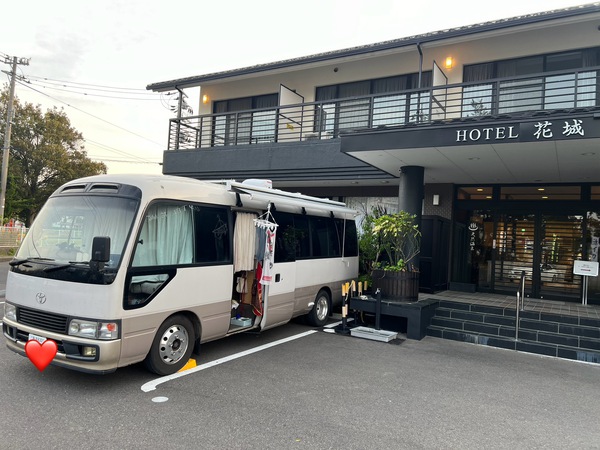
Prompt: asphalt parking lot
<box><xmin>1</xmin><ymin>307</ymin><xmax>600</xmax><ymax>450</ymax></box>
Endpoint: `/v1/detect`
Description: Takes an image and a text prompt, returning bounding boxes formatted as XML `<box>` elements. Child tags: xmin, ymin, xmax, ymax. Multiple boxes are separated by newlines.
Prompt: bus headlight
<box><xmin>68</xmin><ymin>319</ymin><xmax>119</xmax><ymax>340</ymax></box>
<box><xmin>4</xmin><ymin>302</ymin><xmax>16</xmax><ymax>321</ymax></box>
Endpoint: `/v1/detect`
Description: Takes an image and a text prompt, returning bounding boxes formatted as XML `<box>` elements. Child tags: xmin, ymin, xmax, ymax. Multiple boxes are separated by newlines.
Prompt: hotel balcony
<box><xmin>167</xmin><ymin>66</ymin><xmax>600</xmax><ymax>152</ymax></box>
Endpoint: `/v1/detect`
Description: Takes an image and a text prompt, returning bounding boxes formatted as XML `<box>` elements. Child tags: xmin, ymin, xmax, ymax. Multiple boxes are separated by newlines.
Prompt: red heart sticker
<box><xmin>25</xmin><ymin>339</ymin><xmax>58</xmax><ymax>372</ymax></box>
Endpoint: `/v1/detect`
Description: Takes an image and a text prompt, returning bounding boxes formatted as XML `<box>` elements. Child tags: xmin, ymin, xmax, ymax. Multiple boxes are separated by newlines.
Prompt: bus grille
<box><xmin>18</xmin><ymin>307</ymin><xmax>68</xmax><ymax>334</ymax></box>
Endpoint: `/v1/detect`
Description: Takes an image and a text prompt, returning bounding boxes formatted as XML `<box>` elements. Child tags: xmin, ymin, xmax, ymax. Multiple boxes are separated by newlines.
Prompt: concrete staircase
<box><xmin>427</xmin><ymin>300</ymin><xmax>600</xmax><ymax>364</ymax></box>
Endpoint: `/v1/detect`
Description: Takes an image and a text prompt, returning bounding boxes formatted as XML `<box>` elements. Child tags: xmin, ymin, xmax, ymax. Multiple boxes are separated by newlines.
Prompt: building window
<box><xmin>213</xmin><ymin>93</ymin><xmax>278</xmax><ymax>146</ymax></box>
<box><xmin>457</xmin><ymin>185</ymin><xmax>586</xmax><ymax>201</ymax></box>
<box><xmin>315</xmin><ymin>72</ymin><xmax>432</xmax><ymax>134</ymax></box>
<box><xmin>463</xmin><ymin>48</ymin><xmax>600</xmax><ymax>116</ymax></box>
<box><xmin>500</xmin><ymin>186</ymin><xmax>581</xmax><ymax>201</ymax></box>
<box><xmin>457</xmin><ymin>187</ymin><xmax>493</xmax><ymax>200</ymax></box>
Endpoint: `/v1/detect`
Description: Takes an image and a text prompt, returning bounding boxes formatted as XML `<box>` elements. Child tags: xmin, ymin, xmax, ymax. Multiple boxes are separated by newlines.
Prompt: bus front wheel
<box><xmin>306</xmin><ymin>290</ymin><xmax>330</xmax><ymax>327</ymax></box>
<box><xmin>144</xmin><ymin>314</ymin><xmax>195</xmax><ymax>375</ymax></box>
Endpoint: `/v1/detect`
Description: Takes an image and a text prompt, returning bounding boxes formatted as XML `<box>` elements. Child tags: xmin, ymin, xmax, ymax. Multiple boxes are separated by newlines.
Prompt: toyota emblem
<box><xmin>35</xmin><ymin>293</ymin><xmax>47</xmax><ymax>304</ymax></box>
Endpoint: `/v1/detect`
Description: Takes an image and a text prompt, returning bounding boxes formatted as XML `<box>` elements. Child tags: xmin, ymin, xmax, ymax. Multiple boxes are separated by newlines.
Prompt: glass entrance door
<box><xmin>494</xmin><ymin>214</ymin><xmax>536</xmax><ymax>295</ymax></box>
<box><xmin>538</xmin><ymin>214</ymin><xmax>583</xmax><ymax>299</ymax></box>
<box><xmin>491</xmin><ymin>213</ymin><xmax>583</xmax><ymax>299</ymax></box>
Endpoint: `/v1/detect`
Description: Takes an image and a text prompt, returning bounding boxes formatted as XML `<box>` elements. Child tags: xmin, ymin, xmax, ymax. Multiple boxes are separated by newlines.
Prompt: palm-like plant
<box><xmin>371</xmin><ymin>211</ymin><xmax>421</xmax><ymax>272</ymax></box>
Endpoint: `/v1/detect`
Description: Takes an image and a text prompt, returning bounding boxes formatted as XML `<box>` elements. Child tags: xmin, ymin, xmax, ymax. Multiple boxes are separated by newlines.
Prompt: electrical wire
<box><xmin>26</xmin><ymin>74</ymin><xmax>153</xmax><ymax>92</ymax></box>
<box><xmin>25</xmin><ymin>76</ymin><xmax>162</xmax><ymax>100</ymax></box>
<box><xmin>22</xmin><ymin>74</ymin><xmax>183</xmax><ymax>113</ymax></box>
<box><xmin>9</xmin><ymin>75</ymin><xmax>162</xmax><ymax>166</ymax></box>
<box><xmin>25</xmin><ymin>80</ymin><xmax>165</xmax><ymax>101</ymax></box>
<box><xmin>16</xmin><ymin>79</ymin><xmax>165</xmax><ymax>148</ymax></box>
<box><xmin>88</xmin><ymin>157</ymin><xmax>162</xmax><ymax>165</ymax></box>
<box><xmin>84</xmin><ymin>138</ymin><xmax>160</xmax><ymax>164</ymax></box>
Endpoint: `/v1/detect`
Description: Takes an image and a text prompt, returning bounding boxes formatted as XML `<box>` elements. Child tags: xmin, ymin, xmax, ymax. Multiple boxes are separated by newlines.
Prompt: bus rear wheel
<box><xmin>144</xmin><ymin>314</ymin><xmax>195</xmax><ymax>375</ymax></box>
<box><xmin>306</xmin><ymin>290</ymin><xmax>330</xmax><ymax>327</ymax></box>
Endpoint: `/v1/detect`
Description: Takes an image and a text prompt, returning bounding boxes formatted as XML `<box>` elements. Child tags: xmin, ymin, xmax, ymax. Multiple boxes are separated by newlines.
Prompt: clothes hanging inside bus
<box><xmin>253</xmin><ymin>207</ymin><xmax>278</xmax><ymax>286</ymax></box>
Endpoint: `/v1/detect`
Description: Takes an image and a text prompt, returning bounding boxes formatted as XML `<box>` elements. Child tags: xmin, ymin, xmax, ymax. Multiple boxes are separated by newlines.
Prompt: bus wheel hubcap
<box><xmin>159</xmin><ymin>325</ymin><xmax>188</xmax><ymax>364</ymax></box>
<box><xmin>316</xmin><ymin>297</ymin><xmax>328</xmax><ymax>321</ymax></box>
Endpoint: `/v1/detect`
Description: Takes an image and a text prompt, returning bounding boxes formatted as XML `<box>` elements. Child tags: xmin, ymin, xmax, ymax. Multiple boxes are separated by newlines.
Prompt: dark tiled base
<box><xmin>425</xmin><ymin>292</ymin><xmax>600</xmax><ymax>365</ymax></box>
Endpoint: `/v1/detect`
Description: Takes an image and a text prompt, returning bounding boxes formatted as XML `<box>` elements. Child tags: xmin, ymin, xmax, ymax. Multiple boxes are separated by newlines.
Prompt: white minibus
<box><xmin>3</xmin><ymin>174</ymin><xmax>359</xmax><ymax>375</ymax></box>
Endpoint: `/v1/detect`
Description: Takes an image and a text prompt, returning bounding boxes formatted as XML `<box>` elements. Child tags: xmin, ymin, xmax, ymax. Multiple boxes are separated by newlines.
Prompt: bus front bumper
<box><xmin>3</xmin><ymin>318</ymin><xmax>121</xmax><ymax>374</ymax></box>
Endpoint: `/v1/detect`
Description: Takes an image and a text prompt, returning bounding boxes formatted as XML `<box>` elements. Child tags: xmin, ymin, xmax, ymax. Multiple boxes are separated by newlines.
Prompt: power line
<box><xmin>16</xmin><ymin>79</ymin><xmax>165</xmax><ymax>148</ymax></box>
<box><xmin>84</xmin><ymin>138</ymin><xmax>159</xmax><ymax>164</ymax></box>
<box><xmin>88</xmin><ymin>157</ymin><xmax>162</xmax><ymax>164</ymax></box>
<box><xmin>26</xmin><ymin>74</ymin><xmax>152</xmax><ymax>92</ymax></box>
<box><xmin>26</xmin><ymin>76</ymin><xmax>162</xmax><ymax>97</ymax></box>
<box><xmin>25</xmin><ymin>80</ymin><xmax>165</xmax><ymax>101</ymax></box>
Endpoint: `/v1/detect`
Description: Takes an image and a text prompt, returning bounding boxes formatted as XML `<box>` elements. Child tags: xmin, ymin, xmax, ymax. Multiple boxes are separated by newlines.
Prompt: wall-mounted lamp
<box><xmin>202</xmin><ymin>94</ymin><xmax>209</xmax><ymax>104</ymax></box>
<box><xmin>444</xmin><ymin>56</ymin><xmax>454</xmax><ymax>70</ymax></box>
<box><xmin>432</xmin><ymin>194</ymin><xmax>440</xmax><ymax>206</ymax></box>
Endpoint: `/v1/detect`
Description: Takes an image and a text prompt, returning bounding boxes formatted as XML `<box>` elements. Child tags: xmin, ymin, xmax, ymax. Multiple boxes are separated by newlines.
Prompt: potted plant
<box><xmin>368</xmin><ymin>210</ymin><xmax>421</xmax><ymax>302</ymax></box>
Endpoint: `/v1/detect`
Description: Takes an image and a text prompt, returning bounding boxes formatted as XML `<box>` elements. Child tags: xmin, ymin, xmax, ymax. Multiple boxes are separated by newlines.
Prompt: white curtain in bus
<box><xmin>133</xmin><ymin>203</ymin><xmax>194</xmax><ymax>266</ymax></box>
<box><xmin>234</xmin><ymin>212</ymin><xmax>257</xmax><ymax>271</ymax></box>
<box><xmin>81</xmin><ymin>197</ymin><xmax>134</xmax><ymax>261</ymax></box>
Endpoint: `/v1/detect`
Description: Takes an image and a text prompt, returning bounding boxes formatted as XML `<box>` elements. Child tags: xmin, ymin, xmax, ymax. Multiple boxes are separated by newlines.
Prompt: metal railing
<box><xmin>0</xmin><ymin>226</ymin><xmax>27</xmax><ymax>248</ymax></box>
<box><xmin>168</xmin><ymin>66</ymin><xmax>600</xmax><ymax>151</ymax></box>
<box><xmin>515</xmin><ymin>270</ymin><xmax>526</xmax><ymax>340</ymax></box>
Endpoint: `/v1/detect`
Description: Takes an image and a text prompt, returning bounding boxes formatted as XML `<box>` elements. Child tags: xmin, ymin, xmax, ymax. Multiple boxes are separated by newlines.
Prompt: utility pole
<box><xmin>1</xmin><ymin>55</ymin><xmax>29</xmax><ymax>225</ymax></box>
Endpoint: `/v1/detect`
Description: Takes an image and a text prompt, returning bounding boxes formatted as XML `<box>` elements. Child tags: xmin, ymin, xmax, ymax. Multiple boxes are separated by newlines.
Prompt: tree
<box><xmin>0</xmin><ymin>87</ymin><xmax>107</xmax><ymax>226</ymax></box>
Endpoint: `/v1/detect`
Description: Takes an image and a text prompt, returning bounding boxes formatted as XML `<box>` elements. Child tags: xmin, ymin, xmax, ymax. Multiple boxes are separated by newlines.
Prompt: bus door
<box><xmin>259</xmin><ymin>212</ymin><xmax>297</xmax><ymax>330</ymax></box>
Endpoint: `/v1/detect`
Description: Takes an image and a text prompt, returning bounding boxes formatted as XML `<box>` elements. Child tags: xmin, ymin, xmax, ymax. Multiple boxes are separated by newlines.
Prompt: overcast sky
<box><xmin>0</xmin><ymin>0</ymin><xmax>591</xmax><ymax>175</ymax></box>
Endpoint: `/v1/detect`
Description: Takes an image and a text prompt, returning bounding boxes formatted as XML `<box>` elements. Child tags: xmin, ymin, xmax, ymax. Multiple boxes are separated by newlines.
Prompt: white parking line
<box><xmin>141</xmin><ymin>329</ymin><xmax>318</xmax><ymax>393</ymax></box>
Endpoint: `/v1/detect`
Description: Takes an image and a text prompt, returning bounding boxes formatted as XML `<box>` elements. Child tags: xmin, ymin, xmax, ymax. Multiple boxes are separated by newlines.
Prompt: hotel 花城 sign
<box><xmin>340</xmin><ymin>115</ymin><xmax>600</xmax><ymax>152</ymax></box>
<box><xmin>454</xmin><ymin>118</ymin><xmax>595</xmax><ymax>144</ymax></box>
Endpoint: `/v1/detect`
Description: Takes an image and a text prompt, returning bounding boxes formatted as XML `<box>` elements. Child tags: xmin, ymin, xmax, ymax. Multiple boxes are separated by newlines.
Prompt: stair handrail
<box><xmin>515</xmin><ymin>270</ymin><xmax>526</xmax><ymax>340</ymax></box>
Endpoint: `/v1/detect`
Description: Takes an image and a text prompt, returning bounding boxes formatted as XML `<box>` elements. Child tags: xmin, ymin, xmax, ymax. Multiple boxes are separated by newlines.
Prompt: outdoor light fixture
<box><xmin>445</xmin><ymin>56</ymin><xmax>454</xmax><ymax>69</ymax></box>
<box><xmin>202</xmin><ymin>94</ymin><xmax>209</xmax><ymax>104</ymax></box>
<box><xmin>432</xmin><ymin>194</ymin><xmax>440</xmax><ymax>206</ymax></box>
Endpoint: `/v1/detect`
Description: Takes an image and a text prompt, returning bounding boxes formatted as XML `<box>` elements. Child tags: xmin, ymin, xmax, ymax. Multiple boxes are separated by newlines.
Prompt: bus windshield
<box><xmin>16</xmin><ymin>195</ymin><xmax>139</xmax><ymax>269</ymax></box>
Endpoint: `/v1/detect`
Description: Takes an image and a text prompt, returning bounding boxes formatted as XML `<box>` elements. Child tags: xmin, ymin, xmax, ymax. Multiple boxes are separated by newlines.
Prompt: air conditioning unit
<box><xmin>242</xmin><ymin>179</ymin><xmax>273</xmax><ymax>189</ymax></box>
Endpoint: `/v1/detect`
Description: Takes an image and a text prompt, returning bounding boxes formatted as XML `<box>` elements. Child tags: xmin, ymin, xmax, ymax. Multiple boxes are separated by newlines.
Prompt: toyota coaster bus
<box><xmin>3</xmin><ymin>174</ymin><xmax>359</xmax><ymax>375</ymax></box>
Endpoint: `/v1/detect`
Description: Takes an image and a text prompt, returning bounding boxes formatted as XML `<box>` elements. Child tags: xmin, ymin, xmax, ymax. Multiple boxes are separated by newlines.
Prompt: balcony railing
<box><xmin>168</xmin><ymin>67</ymin><xmax>600</xmax><ymax>151</ymax></box>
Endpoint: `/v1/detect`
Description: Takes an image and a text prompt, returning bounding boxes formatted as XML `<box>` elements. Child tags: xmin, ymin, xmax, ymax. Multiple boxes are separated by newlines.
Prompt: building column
<box><xmin>398</xmin><ymin>165</ymin><xmax>424</xmax><ymax>270</ymax></box>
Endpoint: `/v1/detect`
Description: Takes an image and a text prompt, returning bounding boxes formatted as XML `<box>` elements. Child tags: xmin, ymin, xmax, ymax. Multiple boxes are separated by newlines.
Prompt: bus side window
<box><xmin>292</xmin><ymin>215</ymin><xmax>311</xmax><ymax>259</ymax></box>
<box><xmin>127</xmin><ymin>274</ymin><xmax>170</xmax><ymax>308</ymax></box>
<box><xmin>272</xmin><ymin>212</ymin><xmax>296</xmax><ymax>263</ymax></box>
<box><xmin>335</xmin><ymin>218</ymin><xmax>358</xmax><ymax>257</ymax></box>
<box><xmin>132</xmin><ymin>202</ymin><xmax>194</xmax><ymax>267</ymax></box>
<box><xmin>193</xmin><ymin>206</ymin><xmax>231</xmax><ymax>264</ymax></box>
<box><xmin>310</xmin><ymin>216</ymin><xmax>340</xmax><ymax>258</ymax></box>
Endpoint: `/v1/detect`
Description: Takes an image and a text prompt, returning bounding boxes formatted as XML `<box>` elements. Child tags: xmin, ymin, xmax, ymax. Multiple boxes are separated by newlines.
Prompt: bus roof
<box><xmin>56</xmin><ymin>174</ymin><xmax>359</xmax><ymax>218</ymax></box>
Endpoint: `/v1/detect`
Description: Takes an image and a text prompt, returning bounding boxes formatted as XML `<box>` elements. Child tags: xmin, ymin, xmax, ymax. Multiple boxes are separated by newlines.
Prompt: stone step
<box><xmin>431</xmin><ymin>313</ymin><xmax>600</xmax><ymax>344</ymax></box>
<box><xmin>429</xmin><ymin>318</ymin><xmax>600</xmax><ymax>351</ymax></box>
<box><xmin>437</xmin><ymin>300</ymin><xmax>600</xmax><ymax>328</ymax></box>
<box><xmin>427</xmin><ymin>326</ymin><xmax>600</xmax><ymax>364</ymax></box>
<box><xmin>428</xmin><ymin>299</ymin><xmax>600</xmax><ymax>364</ymax></box>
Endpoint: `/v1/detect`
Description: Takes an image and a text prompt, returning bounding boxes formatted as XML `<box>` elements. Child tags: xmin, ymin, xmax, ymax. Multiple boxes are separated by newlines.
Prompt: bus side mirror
<box><xmin>91</xmin><ymin>236</ymin><xmax>111</xmax><ymax>262</ymax></box>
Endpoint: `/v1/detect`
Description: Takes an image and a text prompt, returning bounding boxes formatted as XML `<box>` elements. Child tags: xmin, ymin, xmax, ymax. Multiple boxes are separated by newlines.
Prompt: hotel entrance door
<box><xmin>493</xmin><ymin>214</ymin><xmax>536</xmax><ymax>296</ymax></box>
<box><xmin>475</xmin><ymin>213</ymin><xmax>583</xmax><ymax>300</ymax></box>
